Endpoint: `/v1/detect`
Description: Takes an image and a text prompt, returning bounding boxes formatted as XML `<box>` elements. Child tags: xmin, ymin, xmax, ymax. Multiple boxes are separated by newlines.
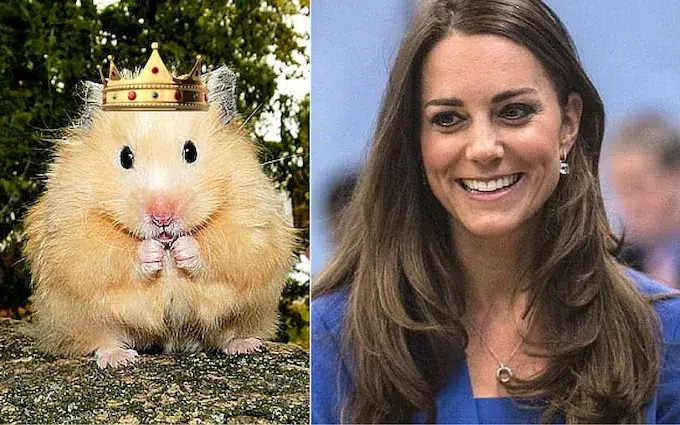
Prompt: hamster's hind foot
<box><xmin>223</xmin><ymin>338</ymin><xmax>263</xmax><ymax>354</ymax></box>
<box><xmin>95</xmin><ymin>348</ymin><xmax>139</xmax><ymax>369</ymax></box>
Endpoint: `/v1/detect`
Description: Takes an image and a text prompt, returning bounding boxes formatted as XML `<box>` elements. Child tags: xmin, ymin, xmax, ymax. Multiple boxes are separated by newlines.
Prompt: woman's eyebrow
<box><xmin>423</xmin><ymin>97</ymin><xmax>463</xmax><ymax>109</ymax></box>
<box><xmin>423</xmin><ymin>87</ymin><xmax>538</xmax><ymax>110</ymax></box>
<box><xmin>491</xmin><ymin>87</ymin><xmax>537</xmax><ymax>103</ymax></box>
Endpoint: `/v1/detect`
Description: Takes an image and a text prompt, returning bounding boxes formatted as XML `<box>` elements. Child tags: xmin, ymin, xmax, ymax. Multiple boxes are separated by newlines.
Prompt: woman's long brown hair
<box><xmin>313</xmin><ymin>0</ymin><xmax>661</xmax><ymax>422</ymax></box>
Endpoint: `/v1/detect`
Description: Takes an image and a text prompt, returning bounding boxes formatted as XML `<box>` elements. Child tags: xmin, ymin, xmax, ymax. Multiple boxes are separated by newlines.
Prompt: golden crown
<box><xmin>98</xmin><ymin>42</ymin><xmax>208</xmax><ymax>111</ymax></box>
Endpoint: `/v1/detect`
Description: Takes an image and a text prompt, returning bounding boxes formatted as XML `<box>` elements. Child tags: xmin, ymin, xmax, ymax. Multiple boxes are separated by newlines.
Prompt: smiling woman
<box><xmin>420</xmin><ymin>33</ymin><xmax>582</xmax><ymax>239</ymax></box>
<box><xmin>311</xmin><ymin>0</ymin><xmax>680</xmax><ymax>423</ymax></box>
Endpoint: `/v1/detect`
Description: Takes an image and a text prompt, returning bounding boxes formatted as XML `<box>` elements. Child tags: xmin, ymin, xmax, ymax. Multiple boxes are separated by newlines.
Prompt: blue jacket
<box><xmin>311</xmin><ymin>269</ymin><xmax>680</xmax><ymax>423</ymax></box>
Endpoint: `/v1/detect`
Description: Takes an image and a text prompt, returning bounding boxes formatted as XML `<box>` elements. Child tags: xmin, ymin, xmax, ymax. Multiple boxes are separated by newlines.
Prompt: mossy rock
<box><xmin>0</xmin><ymin>318</ymin><xmax>309</xmax><ymax>424</ymax></box>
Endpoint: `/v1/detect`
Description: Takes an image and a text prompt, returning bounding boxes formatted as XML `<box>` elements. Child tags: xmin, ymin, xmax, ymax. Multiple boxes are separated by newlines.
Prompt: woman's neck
<box><xmin>450</xmin><ymin>219</ymin><xmax>552</xmax><ymax>397</ymax></box>
<box><xmin>452</xmin><ymin>222</ymin><xmax>536</xmax><ymax>320</ymax></box>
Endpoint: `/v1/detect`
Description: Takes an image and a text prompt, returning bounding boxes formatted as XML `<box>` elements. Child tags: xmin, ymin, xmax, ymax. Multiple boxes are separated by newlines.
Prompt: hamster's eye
<box><xmin>119</xmin><ymin>146</ymin><xmax>134</xmax><ymax>169</ymax></box>
<box><xmin>183</xmin><ymin>140</ymin><xmax>198</xmax><ymax>164</ymax></box>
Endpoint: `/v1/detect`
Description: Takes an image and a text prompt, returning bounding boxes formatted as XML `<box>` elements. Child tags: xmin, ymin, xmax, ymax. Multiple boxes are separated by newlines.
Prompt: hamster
<box><xmin>23</xmin><ymin>68</ymin><xmax>295</xmax><ymax>369</ymax></box>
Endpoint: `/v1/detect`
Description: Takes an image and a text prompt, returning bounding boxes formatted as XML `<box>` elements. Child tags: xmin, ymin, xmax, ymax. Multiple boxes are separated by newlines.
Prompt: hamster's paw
<box><xmin>223</xmin><ymin>338</ymin><xmax>263</xmax><ymax>354</ymax></box>
<box><xmin>95</xmin><ymin>348</ymin><xmax>139</xmax><ymax>369</ymax></box>
<box><xmin>138</xmin><ymin>238</ymin><xmax>165</xmax><ymax>277</ymax></box>
<box><xmin>171</xmin><ymin>235</ymin><xmax>202</xmax><ymax>274</ymax></box>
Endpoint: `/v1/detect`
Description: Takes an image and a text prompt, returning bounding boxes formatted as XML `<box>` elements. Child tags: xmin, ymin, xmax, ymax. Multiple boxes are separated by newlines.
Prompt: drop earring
<box><xmin>559</xmin><ymin>151</ymin><xmax>570</xmax><ymax>175</ymax></box>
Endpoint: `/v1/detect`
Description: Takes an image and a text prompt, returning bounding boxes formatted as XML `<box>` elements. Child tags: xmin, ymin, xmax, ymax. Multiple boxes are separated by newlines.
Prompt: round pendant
<box><xmin>496</xmin><ymin>364</ymin><xmax>513</xmax><ymax>384</ymax></box>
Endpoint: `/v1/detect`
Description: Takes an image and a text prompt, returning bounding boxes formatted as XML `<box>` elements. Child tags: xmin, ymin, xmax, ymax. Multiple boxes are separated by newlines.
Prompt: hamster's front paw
<box><xmin>171</xmin><ymin>235</ymin><xmax>202</xmax><ymax>274</ymax></box>
<box><xmin>224</xmin><ymin>337</ymin><xmax>263</xmax><ymax>354</ymax></box>
<box><xmin>138</xmin><ymin>239</ymin><xmax>165</xmax><ymax>278</ymax></box>
<box><xmin>95</xmin><ymin>348</ymin><xmax>139</xmax><ymax>369</ymax></box>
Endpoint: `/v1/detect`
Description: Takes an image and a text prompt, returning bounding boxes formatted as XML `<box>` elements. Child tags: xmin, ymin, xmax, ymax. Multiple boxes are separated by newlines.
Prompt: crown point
<box><xmin>196</xmin><ymin>54</ymin><xmax>202</xmax><ymax>60</ymax></box>
<box><xmin>151</xmin><ymin>42</ymin><xmax>159</xmax><ymax>50</ymax></box>
<box><xmin>96</xmin><ymin>64</ymin><xmax>105</xmax><ymax>83</ymax></box>
<box><xmin>107</xmin><ymin>55</ymin><xmax>113</xmax><ymax>61</ymax></box>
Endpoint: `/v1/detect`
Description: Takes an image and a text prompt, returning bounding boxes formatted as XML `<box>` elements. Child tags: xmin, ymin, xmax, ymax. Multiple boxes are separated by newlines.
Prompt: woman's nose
<box><xmin>465</xmin><ymin>119</ymin><xmax>504</xmax><ymax>164</ymax></box>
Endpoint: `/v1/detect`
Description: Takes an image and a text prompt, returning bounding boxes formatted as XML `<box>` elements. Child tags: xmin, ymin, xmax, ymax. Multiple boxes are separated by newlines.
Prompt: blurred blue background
<box><xmin>311</xmin><ymin>0</ymin><xmax>680</xmax><ymax>275</ymax></box>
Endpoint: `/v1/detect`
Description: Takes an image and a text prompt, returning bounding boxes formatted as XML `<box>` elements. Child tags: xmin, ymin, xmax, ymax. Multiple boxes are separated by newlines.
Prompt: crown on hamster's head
<box><xmin>97</xmin><ymin>42</ymin><xmax>208</xmax><ymax>111</ymax></box>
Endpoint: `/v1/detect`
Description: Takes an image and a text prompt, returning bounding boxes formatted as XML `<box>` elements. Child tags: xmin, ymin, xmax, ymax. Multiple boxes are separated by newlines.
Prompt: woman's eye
<box><xmin>432</xmin><ymin>111</ymin><xmax>462</xmax><ymax>128</ymax></box>
<box><xmin>500</xmin><ymin>104</ymin><xmax>536</xmax><ymax>122</ymax></box>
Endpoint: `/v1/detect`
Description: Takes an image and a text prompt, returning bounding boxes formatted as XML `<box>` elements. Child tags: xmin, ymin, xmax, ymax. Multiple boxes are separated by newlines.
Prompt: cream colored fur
<box><xmin>24</xmin><ymin>109</ymin><xmax>294</xmax><ymax>359</ymax></box>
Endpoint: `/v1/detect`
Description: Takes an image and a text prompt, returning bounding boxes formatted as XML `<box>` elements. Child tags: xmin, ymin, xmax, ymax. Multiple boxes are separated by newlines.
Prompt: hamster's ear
<box><xmin>77</xmin><ymin>80</ymin><xmax>103</xmax><ymax>130</ymax></box>
<box><xmin>205</xmin><ymin>66</ymin><xmax>237</xmax><ymax>124</ymax></box>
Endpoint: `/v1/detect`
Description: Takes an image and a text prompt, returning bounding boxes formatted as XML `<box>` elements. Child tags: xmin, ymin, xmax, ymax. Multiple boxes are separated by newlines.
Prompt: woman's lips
<box><xmin>459</xmin><ymin>173</ymin><xmax>523</xmax><ymax>193</ymax></box>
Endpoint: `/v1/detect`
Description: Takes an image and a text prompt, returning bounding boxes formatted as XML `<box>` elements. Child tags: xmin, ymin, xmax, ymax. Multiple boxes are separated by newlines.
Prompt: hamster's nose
<box><xmin>152</xmin><ymin>213</ymin><xmax>173</xmax><ymax>227</ymax></box>
<box><xmin>149</xmin><ymin>198</ymin><xmax>177</xmax><ymax>227</ymax></box>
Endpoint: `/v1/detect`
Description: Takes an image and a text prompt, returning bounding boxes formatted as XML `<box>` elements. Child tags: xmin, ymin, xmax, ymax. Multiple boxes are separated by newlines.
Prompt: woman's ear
<box><xmin>560</xmin><ymin>92</ymin><xmax>583</xmax><ymax>154</ymax></box>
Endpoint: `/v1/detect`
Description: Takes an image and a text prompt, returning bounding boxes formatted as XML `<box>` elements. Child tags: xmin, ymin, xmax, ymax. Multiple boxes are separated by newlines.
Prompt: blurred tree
<box><xmin>0</xmin><ymin>0</ymin><xmax>102</xmax><ymax>309</ymax></box>
<box><xmin>0</xmin><ymin>0</ymin><xmax>309</xmax><ymax>346</ymax></box>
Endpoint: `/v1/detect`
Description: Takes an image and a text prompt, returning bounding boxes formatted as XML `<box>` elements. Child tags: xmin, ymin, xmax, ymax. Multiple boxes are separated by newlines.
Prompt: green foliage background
<box><xmin>0</xmin><ymin>0</ymin><xmax>309</xmax><ymax>348</ymax></box>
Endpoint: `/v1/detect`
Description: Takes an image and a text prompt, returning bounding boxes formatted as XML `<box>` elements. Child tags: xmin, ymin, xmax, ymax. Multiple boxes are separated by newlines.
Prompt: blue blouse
<box><xmin>311</xmin><ymin>269</ymin><xmax>680</xmax><ymax>423</ymax></box>
<box><xmin>475</xmin><ymin>398</ymin><xmax>544</xmax><ymax>424</ymax></box>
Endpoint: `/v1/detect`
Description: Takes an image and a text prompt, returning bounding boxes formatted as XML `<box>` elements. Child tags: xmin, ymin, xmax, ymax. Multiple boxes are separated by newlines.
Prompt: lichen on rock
<box><xmin>0</xmin><ymin>318</ymin><xmax>309</xmax><ymax>424</ymax></box>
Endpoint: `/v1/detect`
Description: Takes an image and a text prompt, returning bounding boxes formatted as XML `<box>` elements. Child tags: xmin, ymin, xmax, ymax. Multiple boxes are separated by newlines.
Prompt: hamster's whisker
<box><xmin>11</xmin><ymin>256</ymin><xmax>27</xmax><ymax>268</ymax></box>
<box><xmin>94</xmin><ymin>209</ymin><xmax>139</xmax><ymax>245</ymax></box>
<box><xmin>98</xmin><ymin>225</ymin><xmax>121</xmax><ymax>247</ymax></box>
<box><xmin>261</xmin><ymin>157</ymin><xmax>288</xmax><ymax>167</ymax></box>
<box><xmin>102</xmin><ymin>218</ymin><xmax>124</xmax><ymax>241</ymax></box>
<box><xmin>239</xmin><ymin>102</ymin><xmax>265</xmax><ymax>132</ymax></box>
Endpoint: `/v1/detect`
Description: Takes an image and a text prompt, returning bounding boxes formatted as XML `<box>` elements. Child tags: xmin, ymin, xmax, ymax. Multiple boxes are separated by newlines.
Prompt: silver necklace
<box><xmin>467</xmin><ymin>320</ymin><xmax>525</xmax><ymax>384</ymax></box>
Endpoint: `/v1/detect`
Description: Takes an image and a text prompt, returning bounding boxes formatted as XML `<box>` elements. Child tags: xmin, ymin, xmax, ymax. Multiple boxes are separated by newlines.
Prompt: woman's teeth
<box><xmin>461</xmin><ymin>174</ymin><xmax>521</xmax><ymax>193</ymax></box>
